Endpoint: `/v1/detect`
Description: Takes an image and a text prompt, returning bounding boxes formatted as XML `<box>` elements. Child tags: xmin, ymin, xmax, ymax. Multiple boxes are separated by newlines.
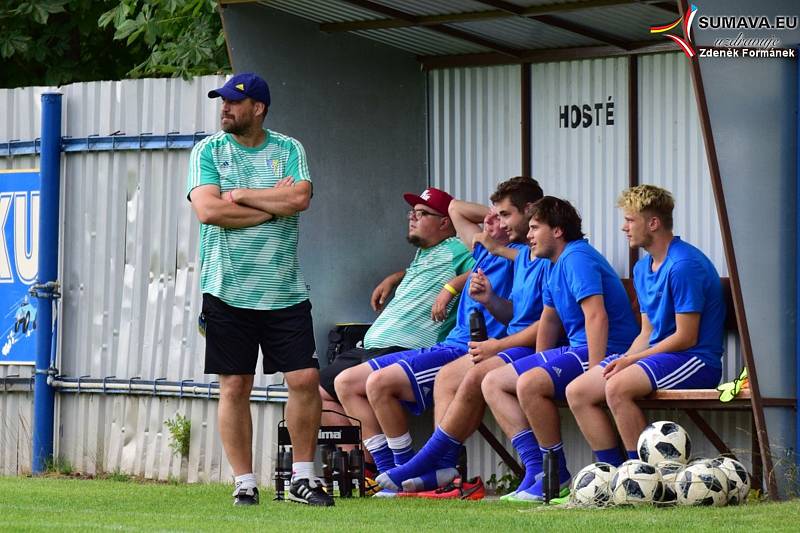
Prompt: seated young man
<box><xmin>566</xmin><ymin>185</ymin><xmax>725</xmax><ymax>465</ymax></box>
<box><xmin>376</xmin><ymin>177</ymin><xmax>551</xmax><ymax>494</ymax></box>
<box><xmin>482</xmin><ymin>196</ymin><xmax>639</xmax><ymax>502</ymax></box>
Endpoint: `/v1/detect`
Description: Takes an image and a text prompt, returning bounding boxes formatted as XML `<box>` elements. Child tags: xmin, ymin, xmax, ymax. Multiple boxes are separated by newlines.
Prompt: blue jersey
<box><xmin>543</xmin><ymin>239</ymin><xmax>638</xmax><ymax>353</ymax></box>
<box><xmin>633</xmin><ymin>237</ymin><xmax>725</xmax><ymax>368</ymax></box>
<box><xmin>507</xmin><ymin>246</ymin><xmax>552</xmax><ymax>335</ymax></box>
<box><xmin>442</xmin><ymin>243</ymin><xmax>518</xmax><ymax>352</ymax></box>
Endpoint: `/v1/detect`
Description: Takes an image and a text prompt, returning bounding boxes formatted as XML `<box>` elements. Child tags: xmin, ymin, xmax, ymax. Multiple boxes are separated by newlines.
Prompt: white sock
<box><xmin>363</xmin><ymin>433</ymin><xmax>388</xmax><ymax>452</ymax></box>
<box><xmin>234</xmin><ymin>473</ymin><xmax>257</xmax><ymax>488</ymax></box>
<box><xmin>386</xmin><ymin>432</ymin><xmax>413</xmax><ymax>451</ymax></box>
<box><xmin>291</xmin><ymin>461</ymin><xmax>315</xmax><ymax>482</ymax></box>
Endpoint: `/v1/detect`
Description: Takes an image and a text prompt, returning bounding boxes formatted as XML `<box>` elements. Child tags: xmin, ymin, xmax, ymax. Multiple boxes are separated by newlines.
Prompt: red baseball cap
<box><xmin>403</xmin><ymin>187</ymin><xmax>453</xmax><ymax>217</ymax></box>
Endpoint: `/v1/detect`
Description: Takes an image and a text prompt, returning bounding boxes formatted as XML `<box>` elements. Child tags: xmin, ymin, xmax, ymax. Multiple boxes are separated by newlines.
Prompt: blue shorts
<box><xmin>368</xmin><ymin>343</ymin><xmax>465</xmax><ymax>416</ymax></box>
<box><xmin>512</xmin><ymin>345</ymin><xmax>590</xmax><ymax>401</ymax></box>
<box><xmin>497</xmin><ymin>346</ymin><xmax>538</xmax><ymax>364</ymax></box>
<box><xmin>599</xmin><ymin>352</ymin><xmax>722</xmax><ymax>391</ymax></box>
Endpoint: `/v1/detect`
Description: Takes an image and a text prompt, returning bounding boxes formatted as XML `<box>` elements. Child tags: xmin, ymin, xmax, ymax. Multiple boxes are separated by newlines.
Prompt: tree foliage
<box><xmin>0</xmin><ymin>0</ymin><xmax>230</xmax><ymax>89</ymax></box>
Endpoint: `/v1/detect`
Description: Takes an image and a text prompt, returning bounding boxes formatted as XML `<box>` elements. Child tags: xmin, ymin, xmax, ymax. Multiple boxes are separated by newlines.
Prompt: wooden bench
<box><xmin>480</xmin><ymin>277</ymin><xmax>794</xmax><ymax>492</ymax></box>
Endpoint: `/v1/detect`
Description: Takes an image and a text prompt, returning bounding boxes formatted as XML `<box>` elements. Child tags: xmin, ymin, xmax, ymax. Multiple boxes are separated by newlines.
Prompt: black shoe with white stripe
<box><xmin>288</xmin><ymin>477</ymin><xmax>335</xmax><ymax>506</ymax></box>
<box><xmin>233</xmin><ymin>484</ymin><xmax>259</xmax><ymax>506</ymax></box>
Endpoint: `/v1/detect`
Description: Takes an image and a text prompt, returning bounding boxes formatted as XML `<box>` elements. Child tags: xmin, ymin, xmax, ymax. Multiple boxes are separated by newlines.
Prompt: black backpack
<box><xmin>326</xmin><ymin>323</ymin><xmax>372</xmax><ymax>365</ymax></box>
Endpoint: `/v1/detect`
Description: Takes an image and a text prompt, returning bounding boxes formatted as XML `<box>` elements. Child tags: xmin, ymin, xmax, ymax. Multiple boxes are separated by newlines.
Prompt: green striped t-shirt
<box><xmin>186</xmin><ymin>129</ymin><xmax>311</xmax><ymax>310</ymax></box>
<box><xmin>363</xmin><ymin>237</ymin><xmax>475</xmax><ymax>350</ymax></box>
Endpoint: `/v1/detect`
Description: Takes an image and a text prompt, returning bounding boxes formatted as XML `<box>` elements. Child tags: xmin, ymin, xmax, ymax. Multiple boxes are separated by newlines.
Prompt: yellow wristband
<box><xmin>443</xmin><ymin>283</ymin><xmax>459</xmax><ymax>296</ymax></box>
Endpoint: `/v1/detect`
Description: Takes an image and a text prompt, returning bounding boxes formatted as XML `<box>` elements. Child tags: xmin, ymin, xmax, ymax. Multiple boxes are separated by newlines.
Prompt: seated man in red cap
<box><xmin>335</xmin><ymin>185</ymin><xmax>522</xmax><ymax>495</ymax></box>
<box><xmin>318</xmin><ymin>187</ymin><xmax>474</xmax><ymax>480</ymax></box>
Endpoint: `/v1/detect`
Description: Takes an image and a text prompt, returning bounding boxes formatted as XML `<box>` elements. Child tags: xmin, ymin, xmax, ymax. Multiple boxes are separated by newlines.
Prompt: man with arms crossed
<box><xmin>567</xmin><ymin>185</ymin><xmax>724</xmax><ymax>465</ymax></box>
<box><xmin>482</xmin><ymin>196</ymin><xmax>638</xmax><ymax>501</ymax></box>
<box><xmin>187</xmin><ymin>73</ymin><xmax>331</xmax><ymax>506</ymax></box>
<box><xmin>377</xmin><ymin>177</ymin><xmax>550</xmax><ymax>495</ymax></box>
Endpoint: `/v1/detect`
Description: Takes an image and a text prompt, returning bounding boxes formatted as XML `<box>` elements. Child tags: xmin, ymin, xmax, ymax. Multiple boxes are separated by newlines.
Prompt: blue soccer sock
<box><xmin>627</xmin><ymin>450</ymin><xmax>639</xmax><ymax>460</ymax></box>
<box><xmin>519</xmin><ymin>442</ymin><xmax>571</xmax><ymax>499</ymax></box>
<box><xmin>511</xmin><ymin>429</ymin><xmax>542</xmax><ymax>493</ymax></box>
<box><xmin>436</xmin><ymin>442</ymin><xmax>463</xmax><ymax>470</ymax></box>
<box><xmin>400</xmin><ymin>467</ymin><xmax>459</xmax><ymax>492</ymax></box>
<box><xmin>387</xmin><ymin>433</ymin><xmax>415</xmax><ymax>466</ymax></box>
<box><xmin>594</xmin><ymin>446</ymin><xmax>625</xmax><ymax>467</ymax></box>
<box><xmin>377</xmin><ymin>427</ymin><xmax>462</xmax><ymax>490</ymax></box>
<box><xmin>364</xmin><ymin>434</ymin><xmax>395</xmax><ymax>474</ymax></box>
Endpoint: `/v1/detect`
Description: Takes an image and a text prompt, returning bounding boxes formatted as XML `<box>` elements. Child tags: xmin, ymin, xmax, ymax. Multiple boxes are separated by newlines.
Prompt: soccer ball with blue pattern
<box><xmin>637</xmin><ymin>421</ymin><xmax>691</xmax><ymax>465</ymax></box>
<box><xmin>570</xmin><ymin>462</ymin><xmax>617</xmax><ymax>507</ymax></box>
<box><xmin>710</xmin><ymin>456</ymin><xmax>750</xmax><ymax>505</ymax></box>
<box><xmin>676</xmin><ymin>462</ymin><xmax>728</xmax><ymax>506</ymax></box>
<box><xmin>610</xmin><ymin>460</ymin><xmax>664</xmax><ymax>505</ymax></box>
<box><xmin>655</xmin><ymin>460</ymin><xmax>684</xmax><ymax>505</ymax></box>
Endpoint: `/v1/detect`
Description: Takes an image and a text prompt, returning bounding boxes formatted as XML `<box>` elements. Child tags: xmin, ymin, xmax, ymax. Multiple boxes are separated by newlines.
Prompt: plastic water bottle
<box><xmin>274</xmin><ymin>447</ymin><xmax>292</xmax><ymax>500</ymax></box>
<box><xmin>543</xmin><ymin>450</ymin><xmax>558</xmax><ymax>503</ymax></box>
<box><xmin>348</xmin><ymin>449</ymin><xmax>364</xmax><ymax>496</ymax></box>
<box><xmin>321</xmin><ymin>444</ymin><xmax>335</xmax><ymax>490</ymax></box>
<box><xmin>332</xmin><ymin>449</ymin><xmax>352</xmax><ymax>498</ymax></box>
<box><xmin>469</xmin><ymin>310</ymin><xmax>487</xmax><ymax>342</ymax></box>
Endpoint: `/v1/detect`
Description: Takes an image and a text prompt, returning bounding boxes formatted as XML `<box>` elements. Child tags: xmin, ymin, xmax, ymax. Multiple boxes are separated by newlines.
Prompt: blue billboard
<box><xmin>0</xmin><ymin>169</ymin><xmax>40</xmax><ymax>365</ymax></box>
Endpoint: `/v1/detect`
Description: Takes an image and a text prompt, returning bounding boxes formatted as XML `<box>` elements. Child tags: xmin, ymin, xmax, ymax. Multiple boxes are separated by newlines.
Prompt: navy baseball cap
<box><xmin>208</xmin><ymin>73</ymin><xmax>271</xmax><ymax>106</ymax></box>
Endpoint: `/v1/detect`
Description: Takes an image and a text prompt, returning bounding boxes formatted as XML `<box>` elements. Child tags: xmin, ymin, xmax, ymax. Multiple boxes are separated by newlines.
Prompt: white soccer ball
<box><xmin>710</xmin><ymin>456</ymin><xmax>751</xmax><ymax>505</ymax></box>
<box><xmin>570</xmin><ymin>462</ymin><xmax>617</xmax><ymax>507</ymax></box>
<box><xmin>687</xmin><ymin>457</ymin><xmax>715</xmax><ymax>467</ymax></box>
<box><xmin>637</xmin><ymin>421</ymin><xmax>691</xmax><ymax>465</ymax></box>
<box><xmin>610</xmin><ymin>460</ymin><xmax>663</xmax><ymax>505</ymax></box>
<box><xmin>676</xmin><ymin>462</ymin><xmax>728</xmax><ymax>506</ymax></box>
<box><xmin>655</xmin><ymin>460</ymin><xmax>684</xmax><ymax>505</ymax></box>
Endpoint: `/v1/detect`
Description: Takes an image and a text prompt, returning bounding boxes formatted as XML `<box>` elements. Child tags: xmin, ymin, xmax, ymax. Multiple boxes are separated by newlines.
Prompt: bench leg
<box><xmin>477</xmin><ymin>423</ymin><xmax>524</xmax><ymax>479</ymax></box>
<box><xmin>685</xmin><ymin>409</ymin><xmax>736</xmax><ymax>458</ymax></box>
<box><xmin>750</xmin><ymin>414</ymin><xmax>764</xmax><ymax>494</ymax></box>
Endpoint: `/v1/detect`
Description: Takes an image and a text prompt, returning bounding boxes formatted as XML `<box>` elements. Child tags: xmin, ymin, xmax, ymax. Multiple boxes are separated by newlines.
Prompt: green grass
<box><xmin>1</xmin><ymin>476</ymin><xmax>799</xmax><ymax>532</ymax></box>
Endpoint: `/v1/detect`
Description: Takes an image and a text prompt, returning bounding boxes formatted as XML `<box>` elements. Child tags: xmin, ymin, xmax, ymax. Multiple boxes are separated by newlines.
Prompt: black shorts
<box><xmin>201</xmin><ymin>294</ymin><xmax>317</xmax><ymax>375</ymax></box>
<box><xmin>319</xmin><ymin>346</ymin><xmax>408</xmax><ymax>402</ymax></box>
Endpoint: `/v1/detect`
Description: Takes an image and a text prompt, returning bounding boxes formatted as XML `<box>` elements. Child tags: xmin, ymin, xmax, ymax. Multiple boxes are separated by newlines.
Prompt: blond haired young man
<box><xmin>566</xmin><ymin>185</ymin><xmax>725</xmax><ymax>466</ymax></box>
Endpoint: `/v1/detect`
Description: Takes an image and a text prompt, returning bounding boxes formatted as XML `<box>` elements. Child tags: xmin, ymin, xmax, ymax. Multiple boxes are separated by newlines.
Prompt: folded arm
<box><xmin>189</xmin><ymin>184</ymin><xmax>273</xmax><ymax>228</ymax></box>
<box><xmin>231</xmin><ymin>179</ymin><xmax>312</xmax><ymax>217</ymax></box>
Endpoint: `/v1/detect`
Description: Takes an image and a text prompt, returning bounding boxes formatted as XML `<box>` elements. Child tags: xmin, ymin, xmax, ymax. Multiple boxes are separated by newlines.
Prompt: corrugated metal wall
<box><xmin>428</xmin><ymin>65</ymin><xmax>522</xmax><ymax>199</ymax></box>
<box><xmin>0</xmin><ymin>76</ymin><xmax>285</xmax><ymax>483</ymax></box>
<box><xmin>0</xmin><ymin>366</ymin><xmax>33</xmax><ymax>475</ymax></box>
<box><xmin>531</xmin><ymin>57</ymin><xmax>630</xmax><ymax>276</ymax></box>
<box><xmin>639</xmin><ymin>53</ymin><xmax>727</xmax><ymax>274</ymax></box>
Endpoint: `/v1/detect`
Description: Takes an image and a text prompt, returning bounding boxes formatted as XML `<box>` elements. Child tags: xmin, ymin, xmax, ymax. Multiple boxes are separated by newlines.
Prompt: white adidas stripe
<box><xmin>416</xmin><ymin>371</ymin><xmax>443</xmax><ymax>384</ymax></box>
<box><xmin>654</xmin><ymin>357</ymin><xmax>703</xmax><ymax>387</ymax></box>
<box><xmin>659</xmin><ymin>362</ymin><xmax>704</xmax><ymax>390</ymax></box>
<box><xmin>657</xmin><ymin>358</ymin><xmax>706</xmax><ymax>389</ymax></box>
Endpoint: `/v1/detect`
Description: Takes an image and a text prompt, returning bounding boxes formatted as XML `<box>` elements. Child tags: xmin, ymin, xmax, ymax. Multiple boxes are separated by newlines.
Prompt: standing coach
<box><xmin>186</xmin><ymin>73</ymin><xmax>333</xmax><ymax>507</ymax></box>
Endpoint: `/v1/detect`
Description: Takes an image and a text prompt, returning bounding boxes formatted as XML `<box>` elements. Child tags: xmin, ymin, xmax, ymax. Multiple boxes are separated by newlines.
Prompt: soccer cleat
<box><xmin>416</xmin><ymin>477</ymin><xmax>486</xmax><ymax>500</ymax></box>
<box><xmin>288</xmin><ymin>477</ymin><xmax>335</xmax><ymax>506</ymax></box>
<box><xmin>499</xmin><ymin>490</ymin><xmax>518</xmax><ymax>501</ymax></box>
<box><xmin>505</xmin><ymin>485</ymin><xmax>570</xmax><ymax>503</ymax></box>
<box><xmin>364</xmin><ymin>476</ymin><xmax>382</xmax><ymax>497</ymax></box>
<box><xmin>232</xmin><ymin>484</ymin><xmax>259</xmax><ymax>506</ymax></box>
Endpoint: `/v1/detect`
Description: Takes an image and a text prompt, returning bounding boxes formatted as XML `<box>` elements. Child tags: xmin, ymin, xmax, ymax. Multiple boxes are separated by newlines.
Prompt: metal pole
<box><xmin>796</xmin><ymin>45</ymin><xmax>800</xmax><ymax>477</ymax></box>
<box><xmin>32</xmin><ymin>92</ymin><xmax>62</xmax><ymax>473</ymax></box>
